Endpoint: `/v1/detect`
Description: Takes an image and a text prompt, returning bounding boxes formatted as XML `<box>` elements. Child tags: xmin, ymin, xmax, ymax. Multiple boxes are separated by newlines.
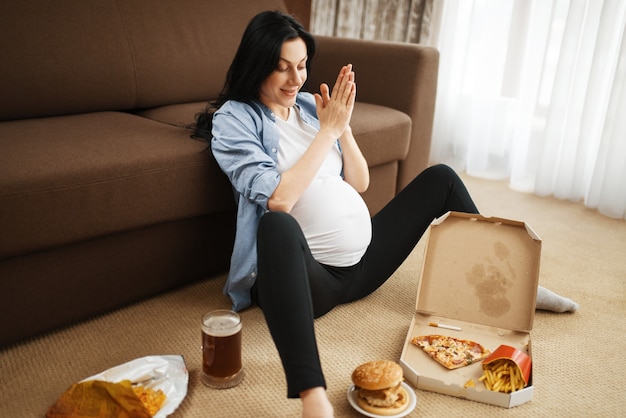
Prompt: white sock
<box><xmin>536</xmin><ymin>286</ymin><xmax>579</xmax><ymax>313</ymax></box>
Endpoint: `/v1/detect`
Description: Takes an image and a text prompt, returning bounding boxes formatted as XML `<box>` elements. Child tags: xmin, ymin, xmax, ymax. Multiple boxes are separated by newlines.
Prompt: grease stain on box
<box><xmin>466</xmin><ymin>241</ymin><xmax>516</xmax><ymax>318</ymax></box>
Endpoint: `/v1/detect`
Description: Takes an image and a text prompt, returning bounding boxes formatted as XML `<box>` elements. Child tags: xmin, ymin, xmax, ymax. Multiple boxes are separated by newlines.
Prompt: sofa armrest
<box><xmin>308</xmin><ymin>36</ymin><xmax>439</xmax><ymax>192</ymax></box>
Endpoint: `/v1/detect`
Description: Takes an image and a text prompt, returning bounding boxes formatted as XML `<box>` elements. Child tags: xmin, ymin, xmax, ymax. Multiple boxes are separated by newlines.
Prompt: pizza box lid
<box><xmin>414</xmin><ymin>211</ymin><xmax>541</xmax><ymax>333</ymax></box>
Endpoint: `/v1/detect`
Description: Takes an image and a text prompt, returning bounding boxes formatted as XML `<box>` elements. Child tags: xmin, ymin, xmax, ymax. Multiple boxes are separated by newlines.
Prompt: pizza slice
<box><xmin>410</xmin><ymin>334</ymin><xmax>491</xmax><ymax>370</ymax></box>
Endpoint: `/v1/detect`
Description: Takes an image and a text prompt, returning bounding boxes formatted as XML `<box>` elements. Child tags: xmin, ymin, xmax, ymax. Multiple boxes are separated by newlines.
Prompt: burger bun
<box><xmin>351</xmin><ymin>359</ymin><xmax>403</xmax><ymax>390</ymax></box>
<box><xmin>351</xmin><ymin>360</ymin><xmax>410</xmax><ymax>416</ymax></box>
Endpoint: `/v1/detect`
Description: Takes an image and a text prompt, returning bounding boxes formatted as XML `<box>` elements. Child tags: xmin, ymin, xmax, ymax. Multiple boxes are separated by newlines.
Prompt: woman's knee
<box><xmin>257</xmin><ymin>211</ymin><xmax>305</xmax><ymax>246</ymax></box>
<box><xmin>423</xmin><ymin>163</ymin><xmax>458</xmax><ymax>180</ymax></box>
<box><xmin>258</xmin><ymin>211</ymin><xmax>297</xmax><ymax>234</ymax></box>
<box><xmin>420</xmin><ymin>164</ymin><xmax>467</xmax><ymax>190</ymax></box>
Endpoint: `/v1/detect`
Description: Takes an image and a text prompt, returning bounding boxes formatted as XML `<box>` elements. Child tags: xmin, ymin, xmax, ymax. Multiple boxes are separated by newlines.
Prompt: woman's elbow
<box><xmin>267</xmin><ymin>195</ymin><xmax>294</xmax><ymax>213</ymax></box>
<box><xmin>351</xmin><ymin>175</ymin><xmax>370</xmax><ymax>194</ymax></box>
<box><xmin>354</xmin><ymin>182</ymin><xmax>369</xmax><ymax>194</ymax></box>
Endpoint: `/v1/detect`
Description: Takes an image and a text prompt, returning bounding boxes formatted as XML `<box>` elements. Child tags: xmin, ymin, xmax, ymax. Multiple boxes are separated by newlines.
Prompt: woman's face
<box><xmin>259</xmin><ymin>37</ymin><xmax>308</xmax><ymax>120</ymax></box>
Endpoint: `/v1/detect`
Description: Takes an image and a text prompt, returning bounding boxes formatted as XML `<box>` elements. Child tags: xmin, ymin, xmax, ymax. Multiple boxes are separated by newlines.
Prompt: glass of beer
<box><xmin>201</xmin><ymin>309</ymin><xmax>245</xmax><ymax>389</ymax></box>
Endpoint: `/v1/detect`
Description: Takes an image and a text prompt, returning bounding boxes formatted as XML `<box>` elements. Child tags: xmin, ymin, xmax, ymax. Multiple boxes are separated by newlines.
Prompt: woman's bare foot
<box><xmin>300</xmin><ymin>386</ymin><xmax>334</xmax><ymax>418</ymax></box>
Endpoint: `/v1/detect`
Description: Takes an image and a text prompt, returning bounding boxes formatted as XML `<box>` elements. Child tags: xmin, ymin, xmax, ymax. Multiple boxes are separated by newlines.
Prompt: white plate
<box><xmin>81</xmin><ymin>355</ymin><xmax>188</xmax><ymax>418</ymax></box>
<box><xmin>347</xmin><ymin>381</ymin><xmax>417</xmax><ymax>417</ymax></box>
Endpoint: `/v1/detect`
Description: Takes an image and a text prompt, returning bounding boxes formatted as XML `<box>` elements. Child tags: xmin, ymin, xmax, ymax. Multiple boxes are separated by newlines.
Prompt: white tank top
<box><xmin>275</xmin><ymin>108</ymin><xmax>372</xmax><ymax>266</ymax></box>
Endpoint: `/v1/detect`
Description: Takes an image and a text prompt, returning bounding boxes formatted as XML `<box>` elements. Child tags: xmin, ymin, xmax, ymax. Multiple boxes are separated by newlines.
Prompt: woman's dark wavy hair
<box><xmin>191</xmin><ymin>10</ymin><xmax>316</xmax><ymax>142</ymax></box>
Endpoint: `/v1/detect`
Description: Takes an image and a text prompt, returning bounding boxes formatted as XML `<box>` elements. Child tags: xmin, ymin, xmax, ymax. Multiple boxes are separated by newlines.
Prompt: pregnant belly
<box><xmin>290</xmin><ymin>176</ymin><xmax>372</xmax><ymax>266</ymax></box>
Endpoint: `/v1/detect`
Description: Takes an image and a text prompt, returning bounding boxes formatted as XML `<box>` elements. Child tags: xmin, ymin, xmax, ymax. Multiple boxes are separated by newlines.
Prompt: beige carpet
<box><xmin>1</xmin><ymin>174</ymin><xmax>625</xmax><ymax>417</ymax></box>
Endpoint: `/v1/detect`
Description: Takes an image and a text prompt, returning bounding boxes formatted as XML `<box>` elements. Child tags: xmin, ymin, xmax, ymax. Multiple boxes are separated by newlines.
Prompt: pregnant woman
<box><xmin>192</xmin><ymin>10</ymin><xmax>578</xmax><ymax>417</ymax></box>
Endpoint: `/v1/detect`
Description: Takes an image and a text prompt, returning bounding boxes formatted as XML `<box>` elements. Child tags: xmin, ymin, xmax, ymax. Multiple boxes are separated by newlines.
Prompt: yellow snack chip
<box><xmin>132</xmin><ymin>385</ymin><xmax>167</xmax><ymax>416</ymax></box>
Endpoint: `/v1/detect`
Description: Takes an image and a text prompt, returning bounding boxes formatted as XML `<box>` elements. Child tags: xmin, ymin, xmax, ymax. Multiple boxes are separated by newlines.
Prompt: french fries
<box><xmin>478</xmin><ymin>358</ymin><xmax>526</xmax><ymax>393</ymax></box>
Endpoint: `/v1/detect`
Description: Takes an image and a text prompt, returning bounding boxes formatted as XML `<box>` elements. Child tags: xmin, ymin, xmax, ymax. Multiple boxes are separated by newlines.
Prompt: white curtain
<box><xmin>430</xmin><ymin>0</ymin><xmax>626</xmax><ymax>220</ymax></box>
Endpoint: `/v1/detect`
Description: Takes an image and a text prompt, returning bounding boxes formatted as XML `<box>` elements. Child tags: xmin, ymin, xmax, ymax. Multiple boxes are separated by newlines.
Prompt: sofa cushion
<box><xmin>0</xmin><ymin>112</ymin><xmax>233</xmax><ymax>259</ymax></box>
<box><xmin>0</xmin><ymin>0</ymin><xmax>287</xmax><ymax>121</ymax></box>
<box><xmin>349</xmin><ymin>103</ymin><xmax>411</xmax><ymax>167</ymax></box>
<box><xmin>117</xmin><ymin>0</ymin><xmax>286</xmax><ymax>110</ymax></box>
<box><xmin>0</xmin><ymin>1</ymin><xmax>136</xmax><ymax>121</ymax></box>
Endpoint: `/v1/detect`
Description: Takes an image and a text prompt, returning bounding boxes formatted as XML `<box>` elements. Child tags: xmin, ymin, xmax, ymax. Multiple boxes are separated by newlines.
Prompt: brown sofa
<box><xmin>0</xmin><ymin>0</ymin><xmax>438</xmax><ymax>347</ymax></box>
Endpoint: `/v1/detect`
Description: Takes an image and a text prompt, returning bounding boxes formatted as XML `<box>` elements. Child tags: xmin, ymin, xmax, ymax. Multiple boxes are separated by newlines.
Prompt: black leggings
<box><xmin>252</xmin><ymin>164</ymin><xmax>478</xmax><ymax>398</ymax></box>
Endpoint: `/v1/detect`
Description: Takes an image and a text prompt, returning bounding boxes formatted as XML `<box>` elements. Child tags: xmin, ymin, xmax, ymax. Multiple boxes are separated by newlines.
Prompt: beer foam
<box><xmin>202</xmin><ymin>315</ymin><xmax>241</xmax><ymax>337</ymax></box>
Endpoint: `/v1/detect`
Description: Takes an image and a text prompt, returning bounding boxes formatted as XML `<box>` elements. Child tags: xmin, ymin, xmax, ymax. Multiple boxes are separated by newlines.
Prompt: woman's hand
<box><xmin>314</xmin><ymin>64</ymin><xmax>356</xmax><ymax>140</ymax></box>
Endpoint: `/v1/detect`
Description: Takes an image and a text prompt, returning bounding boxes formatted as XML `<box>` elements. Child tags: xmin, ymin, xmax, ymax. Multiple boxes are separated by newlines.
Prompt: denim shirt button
<box><xmin>271</xmin><ymin>148</ymin><xmax>277</xmax><ymax>153</ymax></box>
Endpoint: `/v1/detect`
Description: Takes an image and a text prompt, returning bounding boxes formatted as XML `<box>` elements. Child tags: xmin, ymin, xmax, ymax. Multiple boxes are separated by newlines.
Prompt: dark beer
<box><xmin>202</xmin><ymin>329</ymin><xmax>242</xmax><ymax>378</ymax></box>
<box><xmin>201</xmin><ymin>310</ymin><xmax>244</xmax><ymax>388</ymax></box>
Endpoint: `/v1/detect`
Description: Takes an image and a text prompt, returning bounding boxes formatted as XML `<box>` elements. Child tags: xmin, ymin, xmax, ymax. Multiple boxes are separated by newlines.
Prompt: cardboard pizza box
<box><xmin>400</xmin><ymin>211</ymin><xmax>540</xmax><ymax>408</ymax></box>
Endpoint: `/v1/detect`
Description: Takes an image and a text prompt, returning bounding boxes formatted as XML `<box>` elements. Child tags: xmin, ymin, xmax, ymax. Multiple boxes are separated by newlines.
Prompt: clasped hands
<box><xmin>314</xmin><ymin>64</ymin><xmax>356</xmax><ymax>140</ymax></box>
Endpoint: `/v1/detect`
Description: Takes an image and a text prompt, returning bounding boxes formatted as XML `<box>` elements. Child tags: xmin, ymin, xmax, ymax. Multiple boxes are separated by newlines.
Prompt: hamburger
<box><xmin>351</xmin><ymin>360</ymin><xmax>409</xmax><ymax>416</ymax></box>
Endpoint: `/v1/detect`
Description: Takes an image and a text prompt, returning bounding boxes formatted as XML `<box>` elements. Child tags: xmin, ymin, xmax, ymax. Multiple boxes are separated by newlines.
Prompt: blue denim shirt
<box><xmin>211</xmin><ymin>92</ymin><xmax>322</xmax><ymax>311</ymax></box>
